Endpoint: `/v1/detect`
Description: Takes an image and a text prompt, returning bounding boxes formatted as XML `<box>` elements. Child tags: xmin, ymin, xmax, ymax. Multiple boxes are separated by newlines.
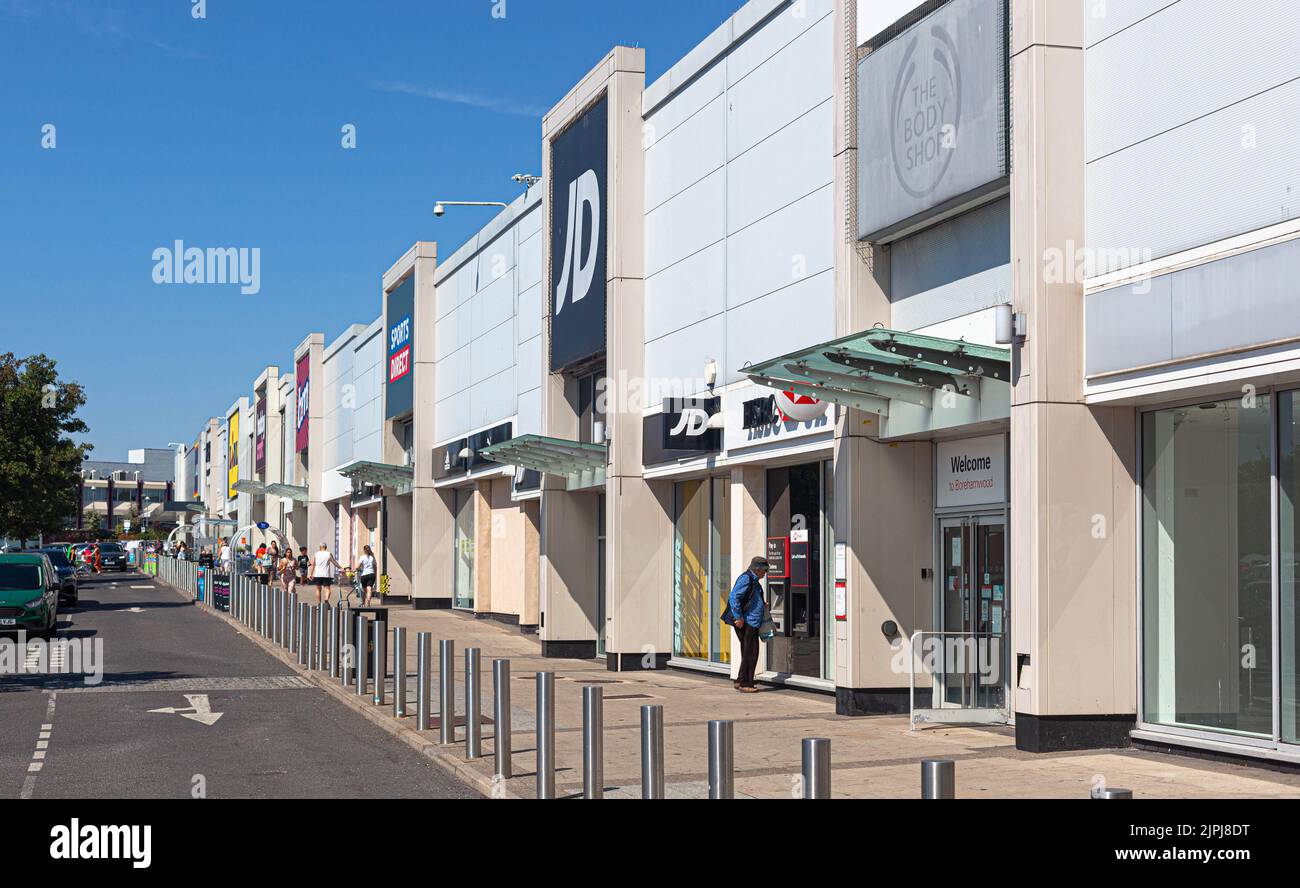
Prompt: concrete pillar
<box><xmin>1008</xmin><ymin>0</ymin><xmax>1136</xmax><ymax>751</ymax></box>
<box><xmin>729</xmin><ymin>466</ymin><xmax>767</xmax><ymax>681</ymax></box>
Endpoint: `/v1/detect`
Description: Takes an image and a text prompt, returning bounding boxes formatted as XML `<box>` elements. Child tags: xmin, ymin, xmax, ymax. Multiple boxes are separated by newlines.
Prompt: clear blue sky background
<box><xmin>0</xmin><ymin>0</ymin><xmax>744</xmax><ymax>459</ymax></box>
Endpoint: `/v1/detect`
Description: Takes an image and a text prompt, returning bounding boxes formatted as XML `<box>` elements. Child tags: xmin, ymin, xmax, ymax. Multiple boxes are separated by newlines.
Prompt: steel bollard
<box><xmin>372</xmin><ymin>620</ymin><xmax>387</xmax><ymax>705</ymax></box>
<box><xmin>708</xmin><ymin>720</ymin><xmax>735</xmax><ymax>799</ymax></box>
<box><xmin>1091</xmin><ymin>786</ymin><xmax>1133</xmax><ymax>799</ymax></box>
<box><xmin>416</xmin><ymin>633</ymin><xmax>433</xmax><ymax>730</ymax></box>
<box><xmin>355</xmin><ymin>613</ymin><xmax>369</xmax><ymax>696</ymax></box>
<box><xmin>295</xmin><ymin>603</ymin><xmax>307</xmax><ymax>664</ymax></box>
<box><xmin>328</xmin><ymin>606</ymin><xmax>340</xmax><ymax>678</ymax></box>
<box><xmin>341</xmin><ymin>608</ymin><xmax>355</xmax><ymax>687</ymax></box>
<box><xmin>536</xmin><ymin>672</ymin><xmax>555</xmax><ymax>799</ymax></box>
<box><xmin>438</xmin><ymin>640</ymin><xmax>455</xmax><ymax>745</ymax></box>
<box><xmin>272</xmin><ymin>588</ymin><xmax>281</xmax><ymax>644</ymax></box>
<box><xmin>465</xmin><ymin>648</ymin><xmax>481</xmax><ymax>758</ymax></box>
<box><xmin>315</xmin><ymin>604</ymin><xmax>327</xmax><ymax>671</ymax></box>
<box><xmin>921</xmin><ymin>759</ymin><xmax>955</xmax><ymax>799</ymax></box>
<box><xmin>493</xmin><ymin>659</ymin><xmax>511</xmax><ymax>779</ymax></box>
<box><xmin>262</xmin><ymin>587</ymin><xmax>270</xmax><ymax>636</ymax></box>
<box><xmin>640</xmin><ymin>704</ymin><xmax>665</xmax><ymax>799</ymax></box>
<box><xmin>583</xmin><ymin>685</ymin><xmax>604</xmax><ymax>799</ymax></box>
<box><xmin>393</xmin><ymin>627</ymin><xmax>407</xmax><ymax>717</ymax></box>
<box><xmin>288</xmin><ymin>593</ymin><xmax>298</xmax><ymax>653</ymax></box>
<box><xmin>802</xmin><ymin>738</ymin><xmax>831</xmax><ymax>799</ymax></box>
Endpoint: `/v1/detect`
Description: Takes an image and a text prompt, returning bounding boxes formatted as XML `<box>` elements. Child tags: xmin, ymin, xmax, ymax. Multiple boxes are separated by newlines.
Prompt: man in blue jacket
<box><xmin>730</xmin><ymin>556</ymin><xmax>769</xmax><ymax>692</ymax></box>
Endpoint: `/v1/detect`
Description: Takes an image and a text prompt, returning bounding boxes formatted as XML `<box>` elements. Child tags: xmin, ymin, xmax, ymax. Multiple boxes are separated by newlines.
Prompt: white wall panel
<box><xmin>726</xmin><ymin>99</ymin><xmax>832</xmax><ymax>234</ymax></box>
<box><xmin>517</xmin><ymin>335</ymin><xmax>542</xmax><ymax>395</ymax></box>
<box><xmin>517</xmin><ymin>282</ymin><xmax>542</xmax><ymax>343</ymax></box>
<box><xmin>645</xmin><ymin>95</ymin><xmax>725</xmax><ymax>213</ymax></box>
<box><xmin>729</xmin><ymin>0</ymin><xmax>832</xmax><ymax>85</ymax></box>
<box><xmin>726</xmin><ymin>14</ymin><xmax>833</xmax><ymax>159</ymax></box>
<box><xmin>645</xmin><ymin>167</ymin><xmax>726</xmax><ymax>277</ymax></box>
<box><xmin>725</xmin><ymin>269</ymin><xmax>834</xmax><ymax>383</ymax></box>
<box><xmin>644</xmin><ymin>240</ymin><xmax>726</xmax><ymax>342</ymax></box>
<box><xmin>726</xmin><ymin>184</ymin><xmax>833</xmax><ymax>310</ymax></box>
<box><xmin>645</xmin><ymin>313</ymin><xmax>727</xmax><ymax>395</ymax></box>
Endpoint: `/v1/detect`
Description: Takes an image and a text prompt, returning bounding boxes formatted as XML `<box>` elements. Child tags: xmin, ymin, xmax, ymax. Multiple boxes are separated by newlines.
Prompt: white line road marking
<box><xmin>20</xmin><ymin>692</ymin><xmax>57</xmax><ymax>799</ymax></box>
<box><xmin>129</xmin><ymin>586</ymin><xmax>153</xmax><ymax>589</ymax></box>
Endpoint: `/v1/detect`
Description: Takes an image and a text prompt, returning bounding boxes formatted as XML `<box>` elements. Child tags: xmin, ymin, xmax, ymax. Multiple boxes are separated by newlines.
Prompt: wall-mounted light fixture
<box><xmin>703</xmin><ymin>358</ymin><xmax>718</xmax><ymax>388</ymax></box>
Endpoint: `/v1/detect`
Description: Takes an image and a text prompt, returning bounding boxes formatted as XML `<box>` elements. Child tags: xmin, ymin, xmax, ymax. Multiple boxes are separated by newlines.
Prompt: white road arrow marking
<box><xmin>148</xmin><ymin>693</ymin><xmax>223</xmax><ymax>726</ymax></box>
<box><xmin>125</xmin><ymin>607</ymin><xmax>145</xmax><ymax>613</ymax></box>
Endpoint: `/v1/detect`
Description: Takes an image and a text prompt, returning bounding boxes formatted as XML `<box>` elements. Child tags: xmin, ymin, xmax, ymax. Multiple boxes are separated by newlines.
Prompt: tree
<box><xmin>0</xmin><ymin>353</ymin><xmax>90</xmax><ymax>541</ymax></box>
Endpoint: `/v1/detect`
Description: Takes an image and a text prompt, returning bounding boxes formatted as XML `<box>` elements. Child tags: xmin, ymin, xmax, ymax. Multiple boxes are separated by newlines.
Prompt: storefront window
<box><xmin>1142</xmin><ymin>398</ymin><xmax>1272</xmax><ymax>736</ymax></box>
<box><xmin>453</xmin><ymin>487</ymin><xmax>475</xmax><ymax>609</ymax></box>
<box><xmin>673</xmin><ymin>478</ymin><xmax>731</xmax><ymax>664</ymax></box>
<box><xmin>1281</xmin><ymin>392</ymin><xmax>1300</xmax><ymax>744</ymax></box>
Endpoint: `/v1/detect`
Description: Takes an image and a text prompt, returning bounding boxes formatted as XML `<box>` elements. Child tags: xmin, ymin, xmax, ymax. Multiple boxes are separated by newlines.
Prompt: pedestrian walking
<box><xmin>355</xmin><ymin>544</ymin><xmax>378</xmax><ymax>606</ymax></box>
<box><xmin>296</xmin><ymin>547</ymin><xmax>310</xmax><ymax>586</ymax></box>
<box><xmin>311</xmin><ymin>543</ymin><xmax>343</xmax><ymax>605</ymax></box>
<box><xmin>278</xmin><ymin>549</ymin><xmax>297</xmax><ymax>597</ymax></box>
<box><xmin>219</xmin><ymin>538</ymin><xmax>232</xmax><ymax>574</ymax></box>
<box><xmin>724</xmin><ymin>556</ymin><xmax>769</xmax><ymax>693</ymax></box>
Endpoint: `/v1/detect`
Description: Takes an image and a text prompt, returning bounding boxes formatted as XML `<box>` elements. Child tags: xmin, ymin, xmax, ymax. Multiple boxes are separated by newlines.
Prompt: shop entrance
<box><xmin>937</xmin><ymin>513</ymin><xmax>1007</xmax><ymax>710</ymax></box>
<box><xmin>765</xmin><ymin>461</ymin><xmax>833</xmax><ymax>680</ymax></box>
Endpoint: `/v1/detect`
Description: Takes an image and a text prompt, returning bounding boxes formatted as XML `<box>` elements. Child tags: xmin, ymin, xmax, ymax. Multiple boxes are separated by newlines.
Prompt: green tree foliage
<box><xmin>0</xmin><ymin>353</ymin><xmax>90</xmax><ymax>540</ymax></box>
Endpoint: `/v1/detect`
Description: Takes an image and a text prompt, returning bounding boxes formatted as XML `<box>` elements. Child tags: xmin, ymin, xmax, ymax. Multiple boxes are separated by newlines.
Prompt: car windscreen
<box><xmin>40</xmin><ymin>550</ymin><xmax>71</xmax><ymax>567</ymax></box>
<box><xmin>99</xmin><ymin>544</ymin><xmax>123</xmax><ymax>553</ymax></box>
<box><xmin>0</xmin><ymin>564</ymin><xmax>42</xmax><ymax>591</ymax></box>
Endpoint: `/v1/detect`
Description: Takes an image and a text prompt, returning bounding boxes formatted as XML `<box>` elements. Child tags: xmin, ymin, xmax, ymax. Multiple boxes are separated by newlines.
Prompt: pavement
<box><xmin>0</xmin><ymin>571</ymin><xmax>479</xmax><ymax>799</ymax></box>
<box><xmin>160</xmin><ymin>577</ymin><xmax>1300</xmax><ymax>799</ymax></box>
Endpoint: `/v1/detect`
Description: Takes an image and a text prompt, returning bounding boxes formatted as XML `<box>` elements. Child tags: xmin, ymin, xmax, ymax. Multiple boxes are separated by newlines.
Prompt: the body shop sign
<box><xmin>295</xmin><ymin>353</ymin><xmax>310</xmax><ymax>453</ymax></box>
<box><xmin>385</xmin><ymin>276</ymin><xmax>415</xmax><ymax>419</ymax></box>
<box><xmin>936</xmin><ymin>434</ymin><xmax>1005</xmax><ymax>508</ymax></box>
<box><xmin>856</xmin><ymin>0</ymin><xmax>1007</xmax><ymax>241</ymax></box>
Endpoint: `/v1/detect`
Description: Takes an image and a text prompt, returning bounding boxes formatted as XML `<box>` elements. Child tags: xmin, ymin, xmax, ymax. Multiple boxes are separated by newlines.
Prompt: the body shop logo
<box><xmin>388</xmin><ymin>315</ymin><xmax>411</xmax><ymax>383</ymax></box>
<box><xmin>554</xmin><ymin>168</ymin><xmax>600</xmax><ymax>316</ymax></box>
<box><xmin>890</xmin><ymin>23</ymin><xmax>962</xmax><ymax>198</ymax></box>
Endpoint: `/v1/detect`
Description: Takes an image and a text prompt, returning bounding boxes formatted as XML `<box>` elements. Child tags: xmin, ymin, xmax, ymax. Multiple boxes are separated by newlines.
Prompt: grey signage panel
<box><xmin>857</xmin><ymin>0</ymin><xmax>1008</xmax><ymax>241</ymax></box>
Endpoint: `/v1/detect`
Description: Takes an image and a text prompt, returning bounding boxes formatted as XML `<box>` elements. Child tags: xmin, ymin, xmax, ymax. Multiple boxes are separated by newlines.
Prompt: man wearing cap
<box><xmin>729</xmin><ymin>556</ymin><xmax>769</xmax><ymax>692</ymax></box>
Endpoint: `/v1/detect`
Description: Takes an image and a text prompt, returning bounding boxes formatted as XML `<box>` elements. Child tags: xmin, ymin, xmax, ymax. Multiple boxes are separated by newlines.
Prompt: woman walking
<box><xmin>355</xmin><ymin>545</ymin><xmax>378</xmax><ymax>606</ymax></box>
<box><xmin>278</xmin><ymin>548</ymin><xmax>297</xmax><ymax>599</ymax></box>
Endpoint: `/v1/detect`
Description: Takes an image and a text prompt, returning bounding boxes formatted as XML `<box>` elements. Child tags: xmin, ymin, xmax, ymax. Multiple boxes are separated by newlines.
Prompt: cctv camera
<box><xmin>433</xmin><ymin>203</ymin><xmax>445</xmax><ymax>217</ymax></box>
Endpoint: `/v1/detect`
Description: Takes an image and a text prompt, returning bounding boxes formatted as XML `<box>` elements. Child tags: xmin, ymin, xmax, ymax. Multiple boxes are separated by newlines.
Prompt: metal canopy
<box><xmin>743</xmin><ymin>327</ymin><xmax>1012</xmax><ymax>433</ymax></box>
<box><xmin>334</xmin><ymin>459</ymin><xmax>414</xmax><ymax>490</ymax></box>
<box><xmin>264</xmin><ymin>482</ymin><xmax>310</xmax><ymax>502</ymax></box>
<box><xmin>232</xmin><ymin>480</ymin><xmax>267</xmax><ymax>495</ymax></box>
<box><xmin>479</xmin><ymin>434</ymin><xmax>607</xmax><ymax>491</ymax></box>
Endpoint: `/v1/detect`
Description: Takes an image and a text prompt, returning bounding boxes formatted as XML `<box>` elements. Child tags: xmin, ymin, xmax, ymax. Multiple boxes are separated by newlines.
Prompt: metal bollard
<box><xmin>1091</xmin><ymin>786</ymin><xmax>1133</xmax><ymax>799</ymax></box>
<box><xmin>802</xmin><ymin>738</ymin><xmax>831</xmax><ymax>799</ymax></box>
<box><xmin>272</xmin><ymin>588</ymin><xmax>281</xmax><ymax>644</ymax></box>
<box><xmin>372</xmin><ymin>620</ymin><xmax>387</xmax><ymax>705</ymax></box>
<box><xmin>341</xmin><ymin>608</ymin><xmax>355</xmax><ymax>687</ymax></box>
<box><xmin>355</xmin><ymin>613</ymin><xmax>369</xmax><ymax>696</ymax></box>
<box><xmin>315</xmin><ymin>604</ymin><xmax>327</xmax><ymax>671</ymax></box>
<box><xmin>416</xmin><ymin>633</ymin><xmax>433</xmax><ymax>730</ymax></box>
<box><xmin>493</xmin><ymin>659</ymin><xmax>511</xmax><ymax>779</ymax></box>
<box><xmin>536</xmin><ymin>672</ymin><xmax>555</xmax><ymax>799</ymax></box>
<box><xmin>921</xmin><ymin>759</ymin><xmax>955</xmax><ymax>799</ymax></box>
<box><xmin>328</xmin><ymin>606</ymin><xmax>340</xmax><ymax>678</ymax></box>
<box><xmin>296</xmin><ymin>603</ymin><xmax>309</xmax><ymax>665</ymax></box>
<box><xmin>640</xmin><ymin>704</ymin><xmax>665</xmax><ymax>799</ymax></box>
<box><xmin>287</xmin><ymin>593</ymin><xmax>298</xmax><ymax>653</ymax></box>
<box><xmin>465</xmin><ymin>648</ymin><xmax>481</xmax><ymax>758</ymax></box>
<box><xmin>262</xmin><ymin>587</ymin><xmax>270</xmax><ymax>636</ymax></box>
<box><xmin>708</xmin><ymin>720</ymin><xmax>735</xmax><ymax>800</ymax></box>
<box><xmin>438</xmin><ymin>640</ymin><xmax>455</xmax><ymax>745</ymax></box>
<box><xmin>393</xmin><ymin>627</ymin><xmax>407</xmax><ymax>717</ymax></box>
<box><xmin>583</xmin><ymin>685</ymin><xmax>604</xmax><ymax>799</ymax></box>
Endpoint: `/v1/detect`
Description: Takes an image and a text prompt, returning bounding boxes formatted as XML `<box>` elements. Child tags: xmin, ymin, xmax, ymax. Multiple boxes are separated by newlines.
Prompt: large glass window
<box><xmin>1142</xmin><ymin>398</ymin><xmax>1272</xmax><ymax>736</ymax></box>
<box><xmin>453</xmin><ymin>487</ymin><xmax>475</xmax><ymax>610</ymax></box>
<box><xmin>1281</xmin><ymin>392</ymin><xmax>1300</xmax><ymax>743</ymax></box>
<box><xmin>672</xmin><ymin>478</ymin><xmax>731</xmax><ymax>664</ymax></box>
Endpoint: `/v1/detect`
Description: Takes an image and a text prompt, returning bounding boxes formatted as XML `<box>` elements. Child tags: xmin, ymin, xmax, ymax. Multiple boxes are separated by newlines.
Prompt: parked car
<box><xmin>36</xmin><ymin>547</ymin><xmax>79</xmax><ymax>606</ymax></box>
<box><xmin>97</xmin><ymin>542</ymin><xmax>129</xmax><ymax>572</ymax></box>
<box><xmin>0</xmin><ymin>553</ymin><xmax>59</xmax><ymax>638</ymax></box>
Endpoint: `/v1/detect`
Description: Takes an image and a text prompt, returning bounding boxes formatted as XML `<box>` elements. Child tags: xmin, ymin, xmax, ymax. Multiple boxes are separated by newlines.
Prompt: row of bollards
<box><xmin>169</xmin><ymin>556</ymin><xmax>1141</xmax><ymax>801</ymax></box>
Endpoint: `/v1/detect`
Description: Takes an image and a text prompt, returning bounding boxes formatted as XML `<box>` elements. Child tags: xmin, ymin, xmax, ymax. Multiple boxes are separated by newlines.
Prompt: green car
<box><xmin>0</xmin><ymin>553</ymin><xmax>59</xmax><ymax>639</ymax></box>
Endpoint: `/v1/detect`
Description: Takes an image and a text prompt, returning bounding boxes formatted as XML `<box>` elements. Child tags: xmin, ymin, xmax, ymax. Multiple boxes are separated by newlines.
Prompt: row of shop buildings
<box><xmin>174</xmin><ymin>0</ymin><xmax>1300</xmax><ymax>765</ymax></box>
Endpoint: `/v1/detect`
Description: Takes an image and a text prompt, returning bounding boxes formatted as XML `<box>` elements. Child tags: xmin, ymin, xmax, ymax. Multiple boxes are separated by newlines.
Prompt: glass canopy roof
<box><xmin>334</xmin><ymin>459</ymin><xmax>414</xmax><ymax>491</ymax></box>
<box><xmin>742</xmin><ymin>327</ymin><xmax>1011</xmax><ymax>419</ymax></box>
<box><xmin>478</xmin><ymin>434</ymin><xmax>607</xmax><ymax>491</ymax></box>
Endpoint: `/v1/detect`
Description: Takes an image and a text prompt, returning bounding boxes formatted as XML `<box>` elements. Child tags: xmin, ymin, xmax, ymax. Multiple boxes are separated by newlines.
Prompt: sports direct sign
<box><xmin>385</xmin><ymin>276</ymin><xmax>415</xmax><ymax>419</ymax></box>
<box><xmin>295</xmin><ymin>353</ymin><xmax>310</xmax><ymax>453</ymax></box>
<box><xmin>388</xmin><ymin>316</ymin><xmax>411</xmax><ymax>382</ymax></box>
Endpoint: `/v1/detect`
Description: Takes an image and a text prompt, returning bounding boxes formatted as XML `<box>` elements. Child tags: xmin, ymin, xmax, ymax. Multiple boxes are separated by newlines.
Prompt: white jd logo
<box><xmin>554</xmin><ymin>168</ymin><xmax>600</xmax><ymax>316</ymax></box>
<box><xmin>670</xmin><ymin>408</ymin><xmax>709</xmax><ymax>437</ymax></box>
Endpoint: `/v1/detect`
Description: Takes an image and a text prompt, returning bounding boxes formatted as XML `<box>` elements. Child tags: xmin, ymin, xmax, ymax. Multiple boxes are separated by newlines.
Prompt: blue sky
<box><xmin>0</xmin><ymin>0</ymin><xmax>744</xmax><ymax>459</ymax></box>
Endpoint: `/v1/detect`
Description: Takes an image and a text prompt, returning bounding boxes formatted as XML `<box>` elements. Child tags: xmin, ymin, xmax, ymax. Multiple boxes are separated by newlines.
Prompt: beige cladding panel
<box><xmin>605</xmin><ymin>477</ymin><xmax>672</xmax><ymax>656</ymax></box>
<box><xmin>540</xmin><ymin>488</ymin><xmax>599</xmax><ymax>643</ymax></box>
<box><xmin>729</xmin><ymin>464</ymin><xmax>768</xmax><ymax>680</ymax></box>
<box><xmin>386</xmin><ymin>493</ymin><xmax>415</xmax><ymax>599</ymax></box>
